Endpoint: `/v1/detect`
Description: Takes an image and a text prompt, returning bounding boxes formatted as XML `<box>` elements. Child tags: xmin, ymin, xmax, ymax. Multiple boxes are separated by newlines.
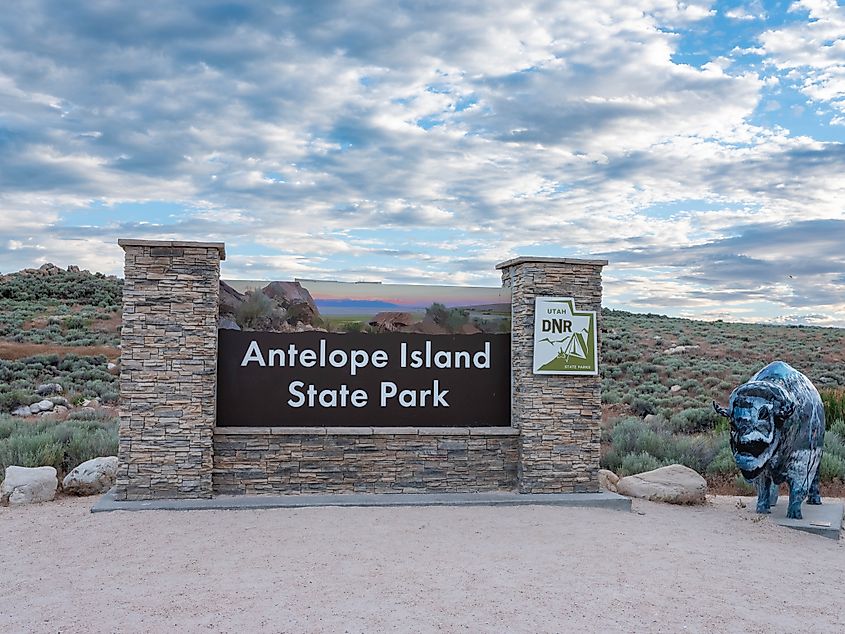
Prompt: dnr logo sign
<box><xmin>532</xmin><ymin>297</ymin><xmax>598</xmax><ymax>375</ymax></box>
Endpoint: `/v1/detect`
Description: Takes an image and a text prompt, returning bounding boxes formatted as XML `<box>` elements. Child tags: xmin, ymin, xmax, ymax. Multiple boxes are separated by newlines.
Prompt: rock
<box><xmin>1</xmin><ymin>466</ymin><xmax>58</xmax><ymax>505</ymax></box>
<box><xmin>598</xmin><ymin>469</ymin><xmax>619</xmax><ymax>493</ymax></box>
<box><xmin>11</xmin><ymin>405</ymin><xmax>31</xmax><ymax>417</ymax></box>
<box><xmin>664</xmin><ymin>345</ymin><xmax>700</xmax><ymax>355</ymax></box>
<box><xmin>219</xmin><ymin>280</ymin><xmax>246</xmax><ymax>318</ymax></box>
<box><xmin>50</xmin><ymin>396</ymin><xmax>69</xmax><ymax>407</ymax></box>
<box><xmin>37</xmin><ymin>263</ymin><xmax>63</xmax><ymax>276</ymax></box>
<box><xmin>52</xmin><ymin>405</ymin><xmax>68</xmax><ymax>416</ymax></box>
<box><xmin>643</xmin><ymin>414</ymin><xmax>663</xmax><ymax>425</ymax></box>
<box><xmin>616</xmin><ymin>464</ymin><xmax>707</xmax><ymax>505</ymax></box>
<box><xmin>670</xmin><ymin>385</ymin><xmax>682</xmax><ymax>393</ymax></box>
<box><xmin>261</xmin><ymin>281</ymin><xmax>320</xmax><ymax>325</ymax></box>
<box><xmin>36</xmin><ymin>383</ymin><xmax>63</xmax><ymax>396</ymax></box>
<box><xmin>457</xmin><ymin>323</ymin><xmax>482</xmax><ymax>335</ymax></box>
<box><xmin>219</xmin><ymin>317</ymin><xmax>240</xmax><ymax>330</ymax></box>
<box><xmin>62</xmin><ymin>456</ymin><xmax>119</xmax><ymax>496</ymax></box>
<box><xmin>81</xmin><ymin>398</ymin><xmax>100</xmax><ymax>408</ymax></box>
<box><xmin>67</xmin><ymin>265</ymin><xmax>80</xmax><ymax>273</ymax></box>
<box><xmin>28</xmin><ymin>399</ymin><xmax>55</xmax><ymax>414</ymax></box>
<box><xmin>368</xmin><ymin>312</ymin><xmax>415</xmax><ymax>333</ymax></box>
<box><xmin>107</xmin><ymin>362</ymin><xmax>118</xmax><ymax>371</ymax></box>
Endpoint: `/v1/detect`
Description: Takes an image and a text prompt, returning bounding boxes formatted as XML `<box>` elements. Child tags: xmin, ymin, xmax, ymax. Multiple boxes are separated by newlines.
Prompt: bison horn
<box><xmin>712</xmin><ymin>401</ymin><xmax>730</xmax><ymax>418</ymax></box>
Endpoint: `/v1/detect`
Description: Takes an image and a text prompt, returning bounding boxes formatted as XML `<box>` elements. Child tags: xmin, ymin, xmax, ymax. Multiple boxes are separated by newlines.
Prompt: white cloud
<box><xmin>0</xmin><ymin>1</ymin><xmax>842</xmax><ymax>324</ymax></box>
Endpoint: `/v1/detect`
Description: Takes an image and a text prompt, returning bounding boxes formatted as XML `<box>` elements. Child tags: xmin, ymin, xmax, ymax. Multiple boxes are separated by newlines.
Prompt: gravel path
<box><xmin>1</xmin><ymin>495</ymin><xmax>843</xmax><ymax>633</ymax></box>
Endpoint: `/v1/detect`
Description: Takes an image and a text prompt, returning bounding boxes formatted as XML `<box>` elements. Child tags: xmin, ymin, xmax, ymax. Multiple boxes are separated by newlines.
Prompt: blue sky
<box><xmin>1</xmin><ymin>1</ymin><xmax>844</xmax><ymax>326</ymax></box>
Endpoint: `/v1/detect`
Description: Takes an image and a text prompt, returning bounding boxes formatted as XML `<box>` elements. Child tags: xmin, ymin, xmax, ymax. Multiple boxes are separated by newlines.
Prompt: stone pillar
<box><xmin>116</xmin><ymin>239</ymin><xmax>225</xmax><ymax>500</ymax></box>
<box><xmin>497</xmin><ymin>256</ymin><xmax>608</xmax><ymax>494</ymax></box>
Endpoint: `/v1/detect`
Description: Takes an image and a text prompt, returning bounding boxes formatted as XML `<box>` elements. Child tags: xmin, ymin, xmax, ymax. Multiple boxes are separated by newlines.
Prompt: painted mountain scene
<box><xmin>221</xmin><ymin>279</ymin><xmax>511</xmax><ymax>334</ymax></box>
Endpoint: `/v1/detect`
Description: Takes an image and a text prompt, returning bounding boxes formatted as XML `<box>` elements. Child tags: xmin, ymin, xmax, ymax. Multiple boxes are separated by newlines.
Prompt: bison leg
<box><xmin>767</xmin><ymin>482</ymin><xmax>779</xmax><ymax>508</ymax></box>
<box><xmin>808</xmin><ymin>469</ymin><xmax>822</xmax><ymax>505</ymax></box>
<box><xmin>786</xmin><ymin>482</ymin><xmax>808</xmax><ymax>519</ymax></box>
<box><xmin>754</xmin><ymin>475</ymin><xmax>775</xmax><ymax>514</ymax></box>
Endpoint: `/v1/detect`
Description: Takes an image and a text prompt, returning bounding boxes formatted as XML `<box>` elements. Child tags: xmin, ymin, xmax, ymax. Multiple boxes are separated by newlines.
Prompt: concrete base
<box><xmin>752</xmin><ymin>500</ymin><xmax>844</xmax><ymax>541</ymax></box>
<box><xmin>92</xmin><ymin>488</ymin><xmax>632</xmax><ymax>513</ymax></box>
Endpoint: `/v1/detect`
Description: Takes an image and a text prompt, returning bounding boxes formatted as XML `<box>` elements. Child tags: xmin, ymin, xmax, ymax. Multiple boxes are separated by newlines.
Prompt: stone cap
<box><xmin>496</xmin><ymin>256</ymin><xmax>608</xmax><ymax>269</ymax></box>
<box><xmin>118</xmin><ymin>239</ymin><xmax>226</xmax><ymax>260</ymax></box>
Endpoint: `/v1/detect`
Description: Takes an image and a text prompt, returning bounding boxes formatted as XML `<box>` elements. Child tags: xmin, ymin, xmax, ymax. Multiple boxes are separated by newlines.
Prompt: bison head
<box><xmin>712</xmin><ymin>381</ymin><xmax>795</xmax><ymax>479</ymax></box>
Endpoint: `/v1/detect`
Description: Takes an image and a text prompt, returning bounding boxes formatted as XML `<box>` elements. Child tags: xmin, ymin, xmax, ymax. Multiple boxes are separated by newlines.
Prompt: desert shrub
<box><xmin>0</xmin><ymin>354</ymin><xmax>117</xmax><ymax>412</ymax></box>
<box><xmin>0</xmin><ymin>389</ymin><xmax>37</xmax><ymax>413</ymax></box>
<box><xmin>67</xmin><ymin>408</ymin><xmax>116</xmax><ymax>422</ymax></box>
<box><xmin>0</xmin><ymin>269</ymin><xmax>121</xmax><ymax>305</ymax></box>
<box><xmin>341</xmin><ymin>320</ymin><xmax>365</xmax><ymax>333</ymax></box>
<box><xmin>425</xmin><ymin>302</ymin><xmax>469</xmax><ymax>332</ymax></box>
<box><xmin>819</xmin><ymin>452</ymin><xmax>845</xmax><ymax>483</ymax></box>
<box><xmin>734</xmin><ymin>475</ymin><xmax>755</xmax><ymax>494</ymax></box>
<box><xmin>601</xmin><ymin>389</ymin><xmax>622</xmax><ymax>404</ymax></box>
<box><xmin>630</xmin><ymin>398</ymin><xmax>656</xmax><ymax>417</ymax></box>
<box><xmin>618</xmin><ymin>451</ymin><xmax>663</xmax><ymax>476</ymax></box>
<box><xmin>821</xmin><ymin>389</ymin><xmax>845</xmax><ymax>428</ymax></box>
<box><xmin>669</xmin><ymin>407</ymin><xmax>721</xmax><ymax>433</ymax></box>
<box><xmin>706</xmin><ymin>445</ymin><xmax>738</xmax><ymax>475</ymax></box>
<box><xmin>0</xmin><ymin>416</ymin><xmax>118</xmax><ymax>482</ymax></box>
<box><xmin>824</xmin><ymin>431</ymin><xmax>845</xmax><ymax>462</ymax></box>
<box><xmin>604</xmin><ymin>417</ymin><xmax>723</xmax><ymax>475</ymax></box>
<box><xmin>236</xmin><ymin>291</ymin><xmax>275</xmax><ymax>329</ymax></box>
<box><xmin>829</xmin><ymin>419</ymin><xmax>845</xmax><ymax>439</ymax></box>
<box><xmin>658</xmin><ymin>433</ymin><xmax>722</xmax><ymax>474</ymax></box>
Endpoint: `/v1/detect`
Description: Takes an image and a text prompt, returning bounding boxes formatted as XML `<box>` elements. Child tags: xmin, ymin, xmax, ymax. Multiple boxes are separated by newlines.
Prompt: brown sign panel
<box><xmin>216</xmin><ymin>330</ymin><xmax>511</xmax><ymax>427</ymax></box>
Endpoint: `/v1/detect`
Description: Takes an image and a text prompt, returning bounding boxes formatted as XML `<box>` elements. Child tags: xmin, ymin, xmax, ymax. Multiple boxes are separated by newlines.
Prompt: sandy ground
<box><xmin>1</xmin><ymin>495</ymin><xmax>843</xmax><ymax>634</ymax></box>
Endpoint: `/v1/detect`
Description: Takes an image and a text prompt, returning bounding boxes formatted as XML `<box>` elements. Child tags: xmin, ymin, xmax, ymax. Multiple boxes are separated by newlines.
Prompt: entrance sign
<box><xmin>217</xmin><ymin>330</ymin><xmax>511</xmax><ymax>427</ymax></box>
<box><xmin>532</xmin><ymin>296</ymin><xmax>598</xmax><ymax>375</ymax></box>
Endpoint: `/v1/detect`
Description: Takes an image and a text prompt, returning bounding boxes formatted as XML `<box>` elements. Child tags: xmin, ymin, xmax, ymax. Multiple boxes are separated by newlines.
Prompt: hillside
<box><xmin>0</xmin><ymin>265</ymin><xmax>843</xmax><ymax>491</ymax></box>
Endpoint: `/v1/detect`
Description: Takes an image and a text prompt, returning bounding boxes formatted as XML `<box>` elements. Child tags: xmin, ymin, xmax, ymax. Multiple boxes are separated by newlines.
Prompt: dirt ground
<box><xmin>1</xmin><ymin>495</ymin><xmax>843</xmax><ymax>634</ymax></box>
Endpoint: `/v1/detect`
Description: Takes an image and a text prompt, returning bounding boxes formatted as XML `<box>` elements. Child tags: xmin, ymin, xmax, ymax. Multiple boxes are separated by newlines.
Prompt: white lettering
<box><xmin>288</xmin><ymin>380</ymin><xmax>305</xmax><ymax>406</ymax></box>
<box><xmin>372</xmin><ymin>349</ymin><xmax>388</xmax><ymax>368</ymax></box>
<box><xmin>241</xmin><ymin>340</ymin><xmax>266</xmax><ymax>366</ymax></box>
<box><xmin>474</xmin><ymin>342</ymin><xmax>490</xmax><ymax>369</ymax></box>
<box><xmin>380</xmin><ymin>381</ymin><xmax>397</xmax><ymax>406</ymax></box>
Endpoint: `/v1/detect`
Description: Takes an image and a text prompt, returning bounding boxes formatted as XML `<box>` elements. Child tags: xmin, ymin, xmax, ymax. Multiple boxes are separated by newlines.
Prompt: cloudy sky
<box><xmin>1</xmin><ymin>1</ymin><xmax>844</xmax><ymax>325</ymax></box>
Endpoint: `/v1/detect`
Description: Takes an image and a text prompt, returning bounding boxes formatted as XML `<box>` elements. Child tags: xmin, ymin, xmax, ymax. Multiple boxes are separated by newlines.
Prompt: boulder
<box><xmin>616</xmin><ymin>464</ymin><xmax>707</xmax><ymax>505</ymax></box>
<box><xmin>50</xmin><ymin>396</ymin><xmax>69</xmax><ymax>407</ymax></box>
<box><xmin>219</xmin><ymin>280</ymin><xmax>246</xmax><ymax>318</ymax></box>
<box><xmin>62</xmin><ymin>456</ymin><xmax>119</xmax><ymax>495</ymax></box>
<box><xmin>29</xmin><ymin>399</ymin><xmax>54</xmax><ymax>414</ymax></box>
<box><xmin>368</xmin><ymin>312</ymin><xmax>415</xmax><ymax>332</ymax></box>
<box><xmin>670</xmin><ymin>384</ymin><xmax>682</xmax><ymax>393</ymax></box>
<box><xmin>36</xmin><ymin>383</ymin><xmax>63</xmax><ymax>396</ymax></box>
<box><xmin>52</xmin><ymin>405</ymin><xmax>69</xmax><ymax>416</ymax></box>
<box><xmin>598</xmin><ymin>469</ymin><xmax>619</xmax><ymax>493</ymax></box>
<box><xmin>1</xmin><ymin>466</ymin><xmax>58</xmax><ymax>505</ymax></box>
<box><xmin>219</xmin><ymin>317</ymin><xmax>241</xmax><ymax>330</ymax></box>
<box><xmin>11</xmin><ymin>405</ymin><xmax>31</xmax><ymax>417</ymax></box>
<box><xmin>261</xmin><ymin>281</ymin><xmax>320</xmax><ymax>325</ymax></box>
<box><xmin>664</xmin><ymin>345</ymin><xmax>700</xmax><ymax>355</ymax></box>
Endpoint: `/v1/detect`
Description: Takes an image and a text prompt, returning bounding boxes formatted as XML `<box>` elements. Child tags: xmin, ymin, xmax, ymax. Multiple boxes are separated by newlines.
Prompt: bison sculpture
<box><xmin>713</xmin><ymin>361</ymin><xmax>825</xmax><ymax>519</ymax></box>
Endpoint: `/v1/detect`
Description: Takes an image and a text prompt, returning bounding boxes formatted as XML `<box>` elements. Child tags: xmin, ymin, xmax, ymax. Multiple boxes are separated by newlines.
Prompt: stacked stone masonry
<box><xmin>498</xmin><ymin>257</ymin><xmax>607</xmax><ymax>494</ymax></box>
<box><xmin>117</xmin><ymin>240</ymin><xmax>605</xmax><ymax>500</ymax></box>
<box><xmin>213</xmin><ymin>428</ymin><xmax>518</xmax><ymax>494</ymax></box>
<box><xmin>117</xmin><ymin>240</ymin><xmax>224</xmax><ymax>500</ymax></box>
